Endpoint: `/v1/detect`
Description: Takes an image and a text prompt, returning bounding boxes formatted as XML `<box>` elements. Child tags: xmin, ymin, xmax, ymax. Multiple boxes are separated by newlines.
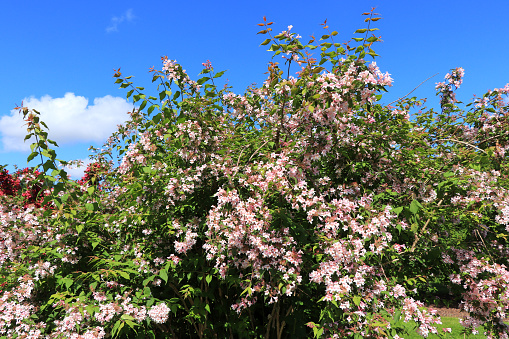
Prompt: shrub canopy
<box><xmin>1</xmin><ymin>9</ymin><xmax>509</xmax><ymax>339</ymax></box>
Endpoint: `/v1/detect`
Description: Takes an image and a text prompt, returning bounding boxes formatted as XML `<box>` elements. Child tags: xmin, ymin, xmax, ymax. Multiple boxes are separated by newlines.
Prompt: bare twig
<box><xmin>476</xmin><ymin>229</ymin><xmax>491</xmax><ymax>256</ymax></box>
<box><xmin>277</xmin><ymin>305</ymin><xmax>293</xmax><ymax>339</ymax></box>
<box><xmin>436</xmin><ymin>138</ymin><xmax>489</xmax><ymax>155</ymax></box>
<box><xmin>388</xmin><ymin>73</ymin><xmax>439</xmax><ymax>106</ymax></box>
<box><xmin>478</xmin><ymin>130</ymin><xmax>509</xmax><ymax>146</ymax></box>
<box><xmin>265</xmin><ymin>301</ymin><xmax>279</xmax><ymax>339</ymax></box>
<box><xmin>248</xmin><ymin>141</ymin><xmax>269</xmax><ymax>163</ymax></box>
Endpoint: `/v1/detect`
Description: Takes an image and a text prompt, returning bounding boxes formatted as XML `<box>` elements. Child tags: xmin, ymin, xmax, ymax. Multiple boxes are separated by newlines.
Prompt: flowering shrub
<box><xmin>77</xmin><ymin>162</ymin><xmax>107</xmax><ymax>188</ymax></box>
<box><xmin>0</xmin><ymin>167</ymin><xmax>55</xmax><ymax>210</ymax></box>
<box><xmin>1</xmin><ymin>9</ymin><xmax>509</xmax><ymax>338</ymax></box>
<box><xmin>0</xmin><ymin>169</ymin><xmax>20</xmax><ymax>197</ymax></box>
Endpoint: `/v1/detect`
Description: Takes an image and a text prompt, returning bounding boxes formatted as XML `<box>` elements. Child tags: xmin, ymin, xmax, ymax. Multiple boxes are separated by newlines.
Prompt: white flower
<box><xmin>148</xmin><ymin>303</ymin><xmax>170</xmax><ymax>324</ymax></box>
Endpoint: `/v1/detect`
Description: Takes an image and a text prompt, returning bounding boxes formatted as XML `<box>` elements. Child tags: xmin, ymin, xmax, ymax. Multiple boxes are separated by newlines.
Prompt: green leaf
<box><xmin>61</xmin><ymin>278</ymin><xmax>73</xmax><ymax>289</ymax></box>
<box><xmin>121</xmin><ymin>314</ymin><xmax>136</xmax><ymax>321</ymax></box>
<box><xmin>260</xmin><ymin>38</ymin><xmax>271</xmax><ymax>46</ymax></box>
<box><xmin>112</xmin><ymin>320</ymin><xmax>124</xmax><ymax>338</ymax></box>
<box><xmin>197</xmin><ymin>77</ymin><xmax>210</xmax><ymax>85</ymax></box>
<box><xmin>91</xmin><ymin>240</ymin><xmax>102</xmax><ymax>249</ymax></box>
<box><xmin>355</xmin><ymin>28</ymin><xmax>368</xmax><ymax>33</ymax></box>
<box><xmin>392</xmin><ymin>206</ymin><xmax>403</xmax><ymax>215</ymax></box>
<box><xmin>409</xmin><ymin>200</ymin><xmax>420</xmax><ymax>214</ymax></box>
<box><xmin>160</xmin><ymin>269</ymin><xmax>168</xmax><ymax>283</ymax></box>
<box><xmin>313</xmin><ymin>67</ymin><xmax>325</xmax><ymax>74</ymax></box>
<box><xmin>394</xmin><ymin>309</ymin><xmax>401</xmax><ymax>323</ymax></box>
<box><xmin>43</xmin><ymin>161</ymin><xmax>53</xmax><ymax>172</ymax></box>
<box><xmin>240</xmin><ymin>286</ymin><xmax>252</xmax><ymax>297</ymax></box>
<box><xmin>143</xmin><ymin>276</ymin><xmax>155</xmax><ymax>287</ymax></box>
<box><xmin>125</xmin><ymin>320</ymin><xmax>138</xmax><ymax>329</ymax></box>
<box><xmin>27</xmin><ymin>152</ymin><xmax>38</xmax><ymax>163</ymax></box>
<box><xmin>411</xmin><ymin>223</ymin><xmax>419</xmax><ymax>233</ymax></box>
<box><xmin>214</xmin><ymin>70</ymin><xmax>226</xmax><ymax>78</ymax></box>
<box><xmin>313</xmin><ymin>327</ymin><xmax>324</xmax><ymax>337</ymax></box>
<box><xmin>148</xmin><ymin>105</ymin><xmax>158</xmax><ymax>114</ymax></box>
<box><xmin>268</xmin><ymin>44</ymin><xmax>280</xmax><ymax>51</ymax></box>
<box><xmin>443</xmin><ymin>171</ymin><xmax>455</xmax><ymax>177</ymax></box>
<box><xmin>86</xmin><ymin>305</ymin><xmax>97</xmax><ymax>317</ymax></box>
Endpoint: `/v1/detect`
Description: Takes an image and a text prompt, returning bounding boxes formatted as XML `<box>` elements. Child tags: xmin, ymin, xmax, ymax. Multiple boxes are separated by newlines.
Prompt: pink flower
<box><xmin>202</xmin><ymin>60</ymin><xmax>212</xmax><ymax>70</ymax></box>
<box><xmin>148</xmin><ymin>303</ymin><xmax>170</xmax><ymax>324</ymax></box>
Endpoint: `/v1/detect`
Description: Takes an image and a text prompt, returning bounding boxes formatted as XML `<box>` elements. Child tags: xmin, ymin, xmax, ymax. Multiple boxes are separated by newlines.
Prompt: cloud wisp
<box><xmin>0</xmin><ymin>93</ymin><xmax>132</xmax><ymax>152</ymax></box>
<box><xmin>106</xmin><ymin>8</ymin><xmax>134</xmax><ymax>33</ymax></box>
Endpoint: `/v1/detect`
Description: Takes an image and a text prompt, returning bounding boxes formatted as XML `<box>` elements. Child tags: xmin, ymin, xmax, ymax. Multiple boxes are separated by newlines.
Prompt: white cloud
<box><xmin>0</xmin><ymin>93</ymin><xmax>133</xmax><ymax>152</ymax></box>
<box><xmin>106</xmin><ymin>9</ymin><xmax>134</xmax><ymax>33</ymax></box>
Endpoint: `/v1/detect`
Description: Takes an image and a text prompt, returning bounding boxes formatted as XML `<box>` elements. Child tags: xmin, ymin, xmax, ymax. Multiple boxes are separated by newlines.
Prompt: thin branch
<box><xmin>388</xmin><ymin>73</ymin><xmax>439</xmax><ymax>106</ymax></box>
<box><xmin>265</xmin><ymin>301</ymin><xmax>279</xmax><ymax>339</ymax></box>
<box><xmin>248</xmin><ymin>141</ymin><xmax>269</xmax><ymax>163</ymax></box>
<box><xmin>436</xmin><ymin>138</ymin><xmax>489</xmax><ymax>155</ymax></box>
<box><xmin>410</xmin><ymin>199</ymin><xmax>443</xmax><ymax>253</ymax></box>
<box><xmin>478</xmin><ymin>130</ymin><xmax>509</xmax><ymax>146</ymax></box>
<box><xmin>277</xmin><ymin>305</ymin><xmax>293</xmax><ymax>339</ymax></box>
<box><xmin>168</xmin><ymin>282</ymin><xmax>200</xmax><ymax>335</ymax></box>
<box><xmin>235</xmin><ymin>145</ymin><xmax>249</xmax><ymax>169</ymax></box>
<box><xmin>476</xmin><ymin>229</ymin><xmax>491</xmax><ymax>256</ymax></box>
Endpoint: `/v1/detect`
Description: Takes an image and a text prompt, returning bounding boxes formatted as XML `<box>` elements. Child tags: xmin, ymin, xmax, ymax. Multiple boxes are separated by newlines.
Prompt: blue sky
<box><xmin>1</xmin><ymin>0</ymin><xmax>507</xmax><ymax>178</ymax></box>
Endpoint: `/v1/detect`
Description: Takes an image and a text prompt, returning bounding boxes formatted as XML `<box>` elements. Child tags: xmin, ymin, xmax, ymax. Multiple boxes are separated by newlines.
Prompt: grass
<box><xmin>403</xmin><ymin>317</ymin><xmax>492</xmax><ymax>339</ymax></box>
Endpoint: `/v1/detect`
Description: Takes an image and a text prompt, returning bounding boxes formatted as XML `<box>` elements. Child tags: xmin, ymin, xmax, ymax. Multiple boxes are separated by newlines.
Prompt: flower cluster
<box><xmin>435</xmin><ymin>67</ymin><xmax>465</xmax><ymax>108</ymax></box>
